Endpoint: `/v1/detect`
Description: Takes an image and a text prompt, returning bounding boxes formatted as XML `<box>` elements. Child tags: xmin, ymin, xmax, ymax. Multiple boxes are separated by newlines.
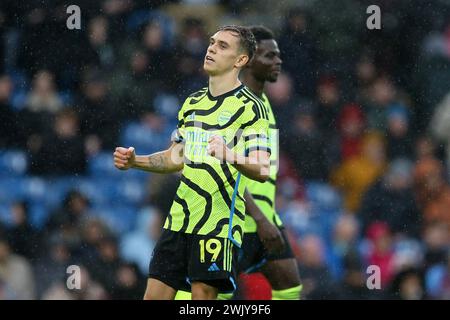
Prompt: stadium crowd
<box><xmin>1</xmin><ymin>0</ymin><xmax>450</xmax><ymax>299</ymax></box>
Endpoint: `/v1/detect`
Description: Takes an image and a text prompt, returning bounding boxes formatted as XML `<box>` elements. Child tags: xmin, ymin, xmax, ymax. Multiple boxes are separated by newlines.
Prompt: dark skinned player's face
<box><xmin>249</xmin><ymin>39</ymin><xmax>282</xmax><ymax>82</ymax></box>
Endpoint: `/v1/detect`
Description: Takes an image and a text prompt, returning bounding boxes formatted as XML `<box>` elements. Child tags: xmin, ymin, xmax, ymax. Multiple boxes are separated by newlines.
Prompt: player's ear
<box><xmin>235</xmin><ymin>54</ymin><xmax>249</xmax><ymax>69</ymax></box>
<box><xmin>244</xmin><ymin>55</ymin><xmax>254</xmax><ymax>69</ymax></box>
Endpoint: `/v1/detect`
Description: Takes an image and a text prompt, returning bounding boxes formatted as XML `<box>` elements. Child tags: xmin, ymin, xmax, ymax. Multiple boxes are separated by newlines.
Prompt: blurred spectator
<box><xmin>335</xmin><ymin>103</ymin><xmax>366</xmax><ymax>161</ymax></box>
<box><xmin>28</xmin><ymin>108</ymin><xmax>87</xmax><ymax>175</ymax></box>
<box><xmin>296</xmin><ymin>234</ymin><xmax>336</xmax><ymax>299</ymax></box>
<box><xmin>45</xmin><ymin>190</ymin><xmax>91</xmax><ymax>245</ymax></box>
<box><xmin>0</xmin><ymin>234</ymin><xmax>36</xmax><ymax>299</ymax></box>
<box><xmin>141</xmin><ymin>21</ymin><xmax>174</xmax><ymax>86</ymax></box>
<box><xmin>24</xmin><ymin>70</ymin><xmax>63</xmax><ymax>113</ymax></box>
<box><xmin>278</xmin><ymin>7</ymin><xmax>317</xmax><ymax>98</ymax></box>
<box><xmin>42</xmin><ymin>265</ymin><xmax>107</xmax><ymax>300</ymax></box>
<box><xmin>336</xmin><ymin>251</ymin><xmax>381</xmax><ymax>299</ymax></box>
<box><xmin>331</xmin><ymin>131</ymin><xmax>386</xmax><ymax>213</ymax></box>
<box><xmin>75</xmin><ymin>69</ymin><xmax>120</xmax><ymax>153</ymax></box>
<box><xmin>0</xmin><ymin>74</ymin><xmax>18</xmax><ymax>148</ymax></box>
<box><xmin>275</xmin><ymin>153</ymin><xmax>305</xmax><ymax>201</ymax></box>
<box><xmin>327</xmin><ymin>214</ymin><xmax>361</xmax><ymax>281</ymax></box>
<box><xmin>415</xmin><ymin>135</ymin><xmax>438</xmax><ymax>162</ymax></box>
<box><xmin>110</xmin><ymin>48</ymin><xmax>156</xmax><ymax>118</ymax></box>
<box><xmin>391</xmin><ymin>239</ymin><xmax>425</xmax><ymax>276</ymax></box>
<box><xmin>422</xmin><ymin>222</ymin><xmax>449</xmax><ymax>269</ymax></box>
<box><xmin>285</xmin><ymin>101</ymin><xmax>328</xmax><ymax>181</ymax></box>
<box><xmin>101</xmin><ymin>0</ymin><xmax>133</xmax><ymax>43</ymax></box>
<box><xmin>425</xmin><ymin>249</ymin><xmax>450</xmax><ymax>299</ymax></box>
<box><xmin>389</xmin><ymin>268</ymin><xmax>427</xmax><ymax>300</ymax></box>
<box><xmin>386</xmin><ymin>105</ymin><xmax>414</xmax><ymax>160</ymax></box>
<box><xmin>430</xmin><ymin>92</ymin><xmax>450</xmax><ymax>170</ymax></box>
<box><xmin>6</xmin><ymin>201</ymin><xmax>40</xmax><ymax>260</ymax></box>
<box><xmin>353</xmin><ymin>54</ymin><xmax>377</xmax><ymax>102</ymax></box>
<box><xmin>414</xmin><ymin>158</ymin><xmax>450</xmax><ymax>231</ymax></box>
<box><xmin>265</xmin><ymin>72</ymin><xmax>299</xmax><ymax>141</ymax></box>
<box><xmin>315</xmin><ymin>75</ymin><xmax>341</xmax><ymax>138</ymax></box>
<box><xmin>19</xmin><ymin>70</ymin><xmax>64</xmax><ymax>149</ymax></box>
<box><xmin>87</xmin><ymin>236</ymin><xmax>124</xmax><ymax>296</ymax></box>
<box><xmin>363</xmin><ymin>222</ymin><xmax>395</xmax><ymax>287</ymax></box>
<box><xmin>17</xmin><ymin>7</ymin><xmax>54</xmax><ymax>78</ymax></box>
<box><xmin>359</xmin><ymin>158</ymin><xmax>422</xmax><ymax>238</ymax></box>
<box><xmin>78</xmin><ymin>217</ymin><xmax>113</xmax><ymax>265</ymax></box>
<box><xmin>174</xmin><ymin>17</ymin><xmax>208</xmax><ymax>94</ymax></box>
<box><xmin>120</xmin><ymin>207</ymin><xmax>164</xmax><ymax>275</ymax></box>
<box><xmin>364</xmin><ymin>76</ymin><xmax>397</xmax><ymax>132</ymax></box>
<box><xmin>87</xmin><ymin>16</ymin><xmax>115</xmax><ymax>70</ymax></box>
<box><xmin>110</xmin><ymin>262</ymin><xmax>146</xmax><ymax>300</ymax></box>
<box><xmin>34</xmin><ymin>234</ymin><xmax>73</xmax><ymax>298</ymax></box>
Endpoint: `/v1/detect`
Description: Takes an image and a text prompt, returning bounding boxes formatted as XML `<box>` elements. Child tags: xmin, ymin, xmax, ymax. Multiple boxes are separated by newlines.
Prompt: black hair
<box><xmin>248</xmin><ymin>25</ymin><xmax>275</xmax><ymax>43</ymax></box>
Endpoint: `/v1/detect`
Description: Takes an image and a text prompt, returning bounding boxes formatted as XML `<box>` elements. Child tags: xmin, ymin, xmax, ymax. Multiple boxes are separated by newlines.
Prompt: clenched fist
<box><xmin>207</xmin><ymin>135</ymin><xmax>232</xmax><ymax>162</ymax></box>
<box><xmin>114</xmin><ymin>147</ymin><xmax>135</xmax><ymax>170</ymax></box>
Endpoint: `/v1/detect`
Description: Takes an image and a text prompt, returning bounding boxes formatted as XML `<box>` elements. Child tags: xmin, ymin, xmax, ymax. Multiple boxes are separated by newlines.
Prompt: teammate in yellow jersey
<box><xmin>238</xmin><ymin>26</ymin><xmax>302</xmax><ymax>300</ymax></box>
<box><xmin>176</xmin><ymin>26</ymin><xmax>302</xmax><ymax>300</ymax></box>
<box><xmin>113</xmin><ymin>25</ymin><xmax>271</xmax><ymax>300</ymax></box>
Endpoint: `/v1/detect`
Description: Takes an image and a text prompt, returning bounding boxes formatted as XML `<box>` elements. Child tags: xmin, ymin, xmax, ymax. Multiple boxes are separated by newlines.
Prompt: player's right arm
<box><xmin>113</xmin><ymin>141</ymin><xmax>184</xmax><ymax>173</ymax></box>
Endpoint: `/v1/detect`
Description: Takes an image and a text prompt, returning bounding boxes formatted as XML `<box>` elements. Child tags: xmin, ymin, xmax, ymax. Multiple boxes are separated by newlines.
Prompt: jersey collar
<box><xmin>207</xmin><ymin>83</ymin><xmax>245</xmax><ymax>101</ymax></box>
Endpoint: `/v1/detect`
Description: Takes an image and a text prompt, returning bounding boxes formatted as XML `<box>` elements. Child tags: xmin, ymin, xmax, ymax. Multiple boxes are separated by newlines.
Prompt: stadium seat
<box><xmin>0</xmin><ymin>150</ymin><xmax>28</xmax><ymax>176</ymax></box>
<box><xmin>87</xmin><ymin>152</ymin><xmax>148</xmax><ymax>179</ymax></box>
<box><xmin>0</xmin><ymin>177</ymin><xmax>25</xmax><ymax>203</ymax></box>
<box><xmin>305</xmin><ymin>181</ymin><xmax>342</xmax><ymax>212</ymax></box>
<box><xmin>112</xmin><ymin>177</ymin><xmax>147</xmax><ymax>205</ymax></box>
<box><xmin>91</xmin><ymin>204</ymin><xmax>137</xmax><ymax>235</ymax></box>
<box><xmin>120</xmin><ymin>121</ymin><xmax>173</xmax><ymax>155</ymax></box>
<box><xmin>9</xmin><ymin>69</ymin><xmax>30</xmax><ymax>111</ymax></box>
<box><xmin>0</xmin><ymin>201</ymin><xmax>49</xmax><ymax>231</ymax></box>
<box><xmin>28</xmin><ymin>202</ymin><xmax>50</xmax><ymax>230</ymax></box>
<box><xmin>0</xmin><ymin>203</ymin><xmax>12</xmax><ymax>226</ymax></box>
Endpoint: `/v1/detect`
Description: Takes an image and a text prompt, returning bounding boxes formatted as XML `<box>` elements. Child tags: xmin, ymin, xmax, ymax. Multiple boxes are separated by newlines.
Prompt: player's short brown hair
<box><xmin>218</xmin><ymin>25</ymin><xmax>257</xmax><ymax>61</ymax></box>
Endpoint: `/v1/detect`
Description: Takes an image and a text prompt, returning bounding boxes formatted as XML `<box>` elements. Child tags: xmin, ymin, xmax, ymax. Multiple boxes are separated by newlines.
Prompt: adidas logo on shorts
<box><xmin>208</xmin><ymin>263</ymin><xmax>220</xmax><ymax>272</ymax></box>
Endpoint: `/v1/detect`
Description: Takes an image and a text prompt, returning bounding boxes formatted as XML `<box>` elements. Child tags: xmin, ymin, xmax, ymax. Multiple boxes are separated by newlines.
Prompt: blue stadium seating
<box><xmin>87</xmin><ymin>152</ymin><xmax>148</xmax><ymax>179</ymax></box>
<box><xmin>305</xmin><ymin>181</ymin><xmax>342</xmax><ymax>212</ymax></box>
<box><xmin>120</xmin><ymin>122</ymin><xmax>173</xmax><ymax>155</ymax></box>
<box><xmin>0</xmin><ymin>177</ymin><xmax>26</xmax><ymax>203</ymax></box>
<box><xmin>28</xmin><ymin>202</ymin><xmax>50</xmax><ymax>230</ymax></box>
<box><xmin>0</xmin><ymin>203</ymin><xmax>12</xmax><ymax>226</ymax></box>
<box><xmin>0</xmin><ymin>150</ymin><xmax>28</xmax><ymax>176</ymax></box>
<box><xmin>91</xmin><ymin>204</ymin><xmax>137</xmax><ymax>234</ymax></box>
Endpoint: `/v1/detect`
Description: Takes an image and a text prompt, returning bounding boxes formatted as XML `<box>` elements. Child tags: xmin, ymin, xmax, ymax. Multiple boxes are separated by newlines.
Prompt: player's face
<box><xmin>249</xmin><ymin>39</ymin><xmax>282</xmax><ymax>82</ymax></box>
<box><xmin>204</xmin><ymin>30</ymin><xmax>248</xmax><ymax>76</ymax></box>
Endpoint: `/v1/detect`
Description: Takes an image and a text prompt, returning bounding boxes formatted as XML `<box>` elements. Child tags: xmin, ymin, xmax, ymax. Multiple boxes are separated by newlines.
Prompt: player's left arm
<box><xmin>207</xmin><ymin>135</ymin><xmax>270</xmax><ymax>182</ymax></box>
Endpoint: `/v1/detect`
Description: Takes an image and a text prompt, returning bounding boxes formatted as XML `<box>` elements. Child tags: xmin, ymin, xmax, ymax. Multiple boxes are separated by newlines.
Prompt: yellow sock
<box><xmin>175</xmin><ymin>291</ymin><xmax>233</xmax><ymax>300</ymax></box>
<box><xmin>217</xmin><ymin>293</ymin><xmax>233</xmax><ymax>300</ymax></box>
<box><xmin>272</xmin><ymin>285</ymin><xmax>303</xmax><ymax>300</ymax></box>
<box><xmin>175</xmin><ymin>290</ymin><xmax>192</xmax><ymax>300</ymax></box>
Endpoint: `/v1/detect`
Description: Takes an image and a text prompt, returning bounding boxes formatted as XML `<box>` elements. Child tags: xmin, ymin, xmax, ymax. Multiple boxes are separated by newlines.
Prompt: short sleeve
<box><xmin>243</xmin><ymin>104</ymin><xmax>271</xmax><ymax>156</ymax></box>
<box><xmin>172</xmin><ymin>99</ymin><xmax>188</xmax><ymax>143</ymax></box>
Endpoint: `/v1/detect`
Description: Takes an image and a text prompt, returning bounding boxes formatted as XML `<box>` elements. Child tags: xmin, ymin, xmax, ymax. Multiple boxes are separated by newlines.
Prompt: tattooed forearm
<box><xmin>148</xmin><ymin>153</ymin><xmax>168</xmax><ymax>172</ymax></box>
<box><xmin>130</xmin><ymin>143</ymin><xmax>183</xmax><ymax>173</ymax></box>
